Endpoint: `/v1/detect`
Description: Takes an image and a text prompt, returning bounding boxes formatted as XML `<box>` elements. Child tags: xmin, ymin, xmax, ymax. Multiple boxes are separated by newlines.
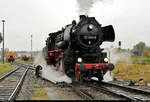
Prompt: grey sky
<box><xmin>0</xmin><ymin>0</ymin><xmax>150</xmax><ymax>51</ymax></box>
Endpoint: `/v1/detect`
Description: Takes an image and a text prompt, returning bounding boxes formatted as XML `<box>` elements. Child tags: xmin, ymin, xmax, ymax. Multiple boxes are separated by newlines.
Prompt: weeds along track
<box><xmin>0</xmin><ymin>64</ymin><xmax>29</xmax><ymax>101</ymax></box>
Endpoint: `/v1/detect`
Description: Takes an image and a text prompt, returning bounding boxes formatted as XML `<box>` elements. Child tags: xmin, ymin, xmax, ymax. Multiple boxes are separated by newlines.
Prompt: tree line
<box><xmin>131</xmin><ymin>42</ymin><xmax>150</xmax><ymax>57</ymax></box>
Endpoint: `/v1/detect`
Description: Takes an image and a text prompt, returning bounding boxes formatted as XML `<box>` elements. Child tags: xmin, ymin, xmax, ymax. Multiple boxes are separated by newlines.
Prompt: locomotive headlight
<box><xmin>77</xmin><ymin>57</ymin><xmax>82</xmax><ymax>63</ymax></box>
<box><xmin>104</xmin><ymin>58</ymin><xmax>109</xmax><ymax>62</ymax></box>
<box><xmin>88</xmin><ymin>24</ymin><xmax>94</xmax><ymax>30</ymax></box>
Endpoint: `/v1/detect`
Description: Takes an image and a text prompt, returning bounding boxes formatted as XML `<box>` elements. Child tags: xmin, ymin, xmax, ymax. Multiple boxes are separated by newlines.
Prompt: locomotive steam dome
<box><xmin>74</xmin><ymin>15</ymin><xmax>103</xmax><ymax>49</ymax></box>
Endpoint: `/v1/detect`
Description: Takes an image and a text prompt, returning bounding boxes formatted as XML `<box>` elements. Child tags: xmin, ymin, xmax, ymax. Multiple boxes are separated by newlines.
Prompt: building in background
<box><xmin>16</xmin><ymin>52</ymin><xmax>31</xmax><ymax>58</ymax></box>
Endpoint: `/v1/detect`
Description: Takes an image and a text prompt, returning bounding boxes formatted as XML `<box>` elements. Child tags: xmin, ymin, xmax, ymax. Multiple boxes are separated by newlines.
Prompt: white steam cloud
<box><xmin>33</xmin><ymin>52</ymin><xmax>72</xmax><ymax>84</ymax></box>
<box><xmin>33</xmin><ymin>51</ymin><xmax>43</xmax><ymax>65</ymax></box>
<box><xmin>92</xmin><ymin>71</ymin><xmax>114</xmax><ymax>82</ymax></box>
<box><xmin>41</xmin><ymin>63</ymin><xmax>72</xmax><ymax>84</ymax></box>
<box><xmin>102</xmin><ymin>48</ymin><xmax>131</xmax><ymax>82</ymax></box>
<box><xmin>76</xmin><ymin>0</ymin><xmax>112</xmax><ymax>15</ymax></box>
<box><xmin>110</xmin><ymin>48</ymin><xmax>131</xmax><ymax>64</ymax></box>
<box><xmin>104</xmin><ymin>48</ymin><xmax>131</xmax><ymax>64</ymax></box>
<box><xmin>103</xmin><ymin>71</ymin><xmax>114</xmax><ymax>82</ymax></box>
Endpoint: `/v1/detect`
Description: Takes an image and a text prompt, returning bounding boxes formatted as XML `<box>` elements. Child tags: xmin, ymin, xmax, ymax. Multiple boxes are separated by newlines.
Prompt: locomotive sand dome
<box><xmin>37</xmin><ymin>15</ymin><xmax>115</xmax><ymax>82</ymax></box>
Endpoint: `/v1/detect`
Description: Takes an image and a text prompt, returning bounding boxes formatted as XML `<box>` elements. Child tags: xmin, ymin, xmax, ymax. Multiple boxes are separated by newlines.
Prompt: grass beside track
<box><xmin>130</xmin><ymin>57</ymin><xmax>150</xmax><ymax>64</ymax></box>
<box><xmin>113</xmin><ymin>63</ymin><xmax>150</xmax><ymax>82</ymax></box>
<box><xmin>31</xmin><ymin>87</ymin><xmax>49</xmax><ymax>100</ymax></box>
<box><xmin>15</xmin><ymin>58</ymin><xmax>33</xmax><ymax>64</ymax></box>
<box><xmin>0</xmin><ymin>62</ymin><xmax>13</xmax><ymax>77</ymax></box>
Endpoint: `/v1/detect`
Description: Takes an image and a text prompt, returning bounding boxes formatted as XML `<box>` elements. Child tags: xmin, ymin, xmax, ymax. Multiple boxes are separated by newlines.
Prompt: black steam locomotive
<box><xmin>38</xmin><ymin>15</ymin><xmax>115</xmax><ymax>82</ymax></box>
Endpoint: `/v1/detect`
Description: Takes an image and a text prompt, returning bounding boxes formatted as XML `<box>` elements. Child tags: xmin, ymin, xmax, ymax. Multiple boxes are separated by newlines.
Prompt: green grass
<box><xmin>130</xmin><ymin>56</ymin><xmax>150</xmax><ymax>63</ymax></box>
<box><xmin>0</xmin><ymin>62</ymin><xmax>13</xmax><ymax>77</ymax></box>
<box><xmin>31</xmin><ymin>88</ymin><xmax>49</xmax><ymax>100</ymax></box>
<box><xmin>15</xmin><ymin>58</ymin><xmax>34</xmax><ymax>64</ymax></box>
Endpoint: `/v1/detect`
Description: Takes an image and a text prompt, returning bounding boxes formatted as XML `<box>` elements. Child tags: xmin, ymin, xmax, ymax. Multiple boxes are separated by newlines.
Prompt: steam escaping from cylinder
<box><xmin>103</xmin><ymin>71</ymin><xmax>114</xmax><ymax>82</ymax></box>
<box><xmin>102</xmin><ymin>47</ymin><xmax>132</xmax><ymax>82</ymax></box>
<box><xmin>92</xmin><ymin>71</ymin><xmax>113</xmax><ymax>82</ymax></box>
<box><xmin>33</xmin><ymin>52</ymin><xmax>72</xmax><ymax>84</ymax></box>
<box><xmin>33</xmin><ymin>51</ymin><xmax>43</xmax><ymax>65</ymax></box>
<box><xmin>76</xmin><ymin>0</ymin><xmax>112</xmax><ymax>15</ymax></box>
<box><xmin>108</xmin><ymin>48</ymin><xmax>131</xmax><ymax>64</ymax></box>
<box><xmin>40</xmin><ymin>63</ymin><xmax>72</xmax><ymax>84</ymax></box>
<box><xmin>103</xmin><ymin>47</ymin><xmax>131</xmax><ymax>64</ymax></box>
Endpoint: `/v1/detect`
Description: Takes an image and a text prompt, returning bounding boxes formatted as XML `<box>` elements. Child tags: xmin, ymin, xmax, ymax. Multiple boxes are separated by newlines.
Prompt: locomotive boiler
<box><xmin>37</xmin><ymin>15</ymin><xmax>115</xmax><ymax>82</ymax></box>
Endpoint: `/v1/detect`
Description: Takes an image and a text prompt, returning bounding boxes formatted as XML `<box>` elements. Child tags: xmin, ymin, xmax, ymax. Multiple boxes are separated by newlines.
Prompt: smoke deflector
<box><xmin>102</xmin><ymin>25</ymin><xmax>115</xmax><ymax>42</ymax></box>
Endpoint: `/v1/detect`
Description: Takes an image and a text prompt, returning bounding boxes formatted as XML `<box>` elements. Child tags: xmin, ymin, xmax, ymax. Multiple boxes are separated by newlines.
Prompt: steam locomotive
<box><xmin>36</xmin><ymin>15</ymin><xmax>115</xmax><ymax>82</ymax></box>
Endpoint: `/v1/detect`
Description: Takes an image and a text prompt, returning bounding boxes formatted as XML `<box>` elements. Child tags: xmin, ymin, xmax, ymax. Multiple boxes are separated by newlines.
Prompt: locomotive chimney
<box><xmin>79</xmin><ymin>15</ymin><xmax>87</xmax><ymax>20</ymax></box>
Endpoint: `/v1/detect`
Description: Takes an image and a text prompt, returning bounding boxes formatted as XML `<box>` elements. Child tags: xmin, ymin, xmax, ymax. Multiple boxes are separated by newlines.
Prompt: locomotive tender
<box><xmin>40</xmin><ymin>15</ymin><xmax>115</xmax><ymax>82</ymax></box>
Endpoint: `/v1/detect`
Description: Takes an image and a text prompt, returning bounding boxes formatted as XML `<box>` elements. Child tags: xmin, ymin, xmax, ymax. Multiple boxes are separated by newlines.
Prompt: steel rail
<box><xmin>14</xmin><ymin>62</ymin><xmax>35</xmax><ymax>70</ymax></box>
<box><xmin>34</xmin><ymin>75</ymin><xmax>94</xmax><ymax>100</ymax></box>
<box><xmin>0</xmin><ymin>67</ymin><xmax>20</xmax><ymax>81</ymax></box>
<box><xmin>99</xmin><ymin>82</ymin><xmax>150</xmax><ymax>101</ymax></box>
<box><xmin>38</xmin><ymin>77</ymin><xmax>94</xmax><ymax>100</ymax></box>
<box><xmin>68</xmin><ymin>84</ymin><xmax>94</xmax><ymax>100</ymax></box>
<box><xmin>8</xmin><ymin>67</ymin><xmax>29</xmax><ymax>101</ymax></box>
<box><xmin>87</xmin><ymin>84</ymin><xmax>136</xmax><ymax>101</ymax></box>
<box><xmin>102</xmin><ymin>82</ymin><xmax>150</xmax><ymax>95</ymax></box>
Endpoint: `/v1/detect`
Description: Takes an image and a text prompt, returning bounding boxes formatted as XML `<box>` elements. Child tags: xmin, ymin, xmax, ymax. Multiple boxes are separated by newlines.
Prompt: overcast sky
<box><xmin>0</xmin><ymin>0</ymin><xmax>150</xmax><ymax>51</ymax></box>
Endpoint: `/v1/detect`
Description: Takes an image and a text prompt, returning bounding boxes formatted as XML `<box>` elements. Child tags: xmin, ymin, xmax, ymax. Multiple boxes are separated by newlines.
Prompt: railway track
<box><xmin>68</xmin><ymin>83</ymin><xmax>94</xmax><ymax>100</ymax></box>
<box><xmin>98</xmin><ymin>81</ymin><xmax>150</xmax><ymax>101</ymax></box>
<box><xmin>0</xmin><ymin>64</ymin><xmax>30</xmax><ymax>101</ymax></box>
<box><xmin>86</xmin><ymin>83</ymin><xmax>136</xmax><ymax>101</ymax></box>
<box><xmin>35</xmin><ymin>70</ymin><xmax>143</xmax><ymax>100</ymax></box>
<box><xmin>68</xmin><ymin>82</ymin><xmax>130</xmax><ymax>100</ymax></box>
<box><xmin>40</xmin><ymin>76</ymin><xmax>94</xmax><ymax>100</ymax></box>
<box><xmin>14</xmin><ymin>61</ymin><xmax>149</xmax><ymax>101</ymax></box>
<box><xmin>66</xmin><ymin>80</ymin><xmax>150</xmax><ymax>101</ymax></box>
<box><xmin>46</xmin><ymin>80</ymin><xmax>124</xmax><ymax>100</ymax></box>
<box><xmin>14</xmin><ymin>62</ymin><xmax>35</xmax><ymax>70</ymax></box>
